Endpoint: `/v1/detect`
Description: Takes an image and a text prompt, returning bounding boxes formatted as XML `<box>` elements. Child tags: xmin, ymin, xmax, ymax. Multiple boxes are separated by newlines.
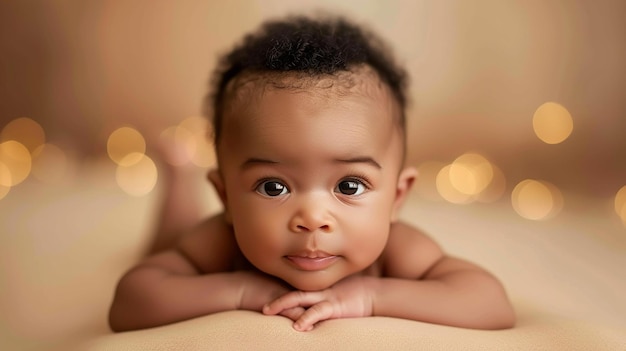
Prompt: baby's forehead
<box><xmin>216</xmin><ymin>65</ymin><xmax>406</xmax><ymax>160</ymax></box>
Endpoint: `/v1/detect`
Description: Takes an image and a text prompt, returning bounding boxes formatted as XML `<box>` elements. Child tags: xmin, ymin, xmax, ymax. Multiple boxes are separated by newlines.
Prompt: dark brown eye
<box><xmin>256</xmin><ymin>181</ymin><xmax>288</xmax><ymax>197</ymax></box>
<box><xmin>335</xmin><ymin>180</ymin><xmax>365</xmax><ymax>196</ymax></box>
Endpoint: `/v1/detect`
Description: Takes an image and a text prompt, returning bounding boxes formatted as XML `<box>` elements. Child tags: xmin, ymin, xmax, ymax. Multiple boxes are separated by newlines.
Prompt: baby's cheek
<box><xmin>234</xmin><ymin>221</ymin><xmax>284</xmax><ymax>268</ymax></box>
<box><xmin>348</xmin><ymin>222</ymin><xmax>389</xmax><ymax>264</ymax></box>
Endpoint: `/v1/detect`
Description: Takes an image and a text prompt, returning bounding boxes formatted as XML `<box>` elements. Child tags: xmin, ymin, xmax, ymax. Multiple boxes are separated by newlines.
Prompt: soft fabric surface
<box><xmin>84</xmin><ymin>309</ymin><xmax>625</xmax><ymax>351</ymax></box>
<box><xmin>1</xmin><ymin>165</ymin><xmax>625</xmax><ymax>350</ymax></box>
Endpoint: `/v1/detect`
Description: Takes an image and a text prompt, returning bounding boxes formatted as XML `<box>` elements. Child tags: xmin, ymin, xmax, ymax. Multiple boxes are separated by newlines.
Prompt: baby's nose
<box><xmin>288</xmin><ymin>197</ymin><xmax>334</xmax><ymax>233</ymax></box>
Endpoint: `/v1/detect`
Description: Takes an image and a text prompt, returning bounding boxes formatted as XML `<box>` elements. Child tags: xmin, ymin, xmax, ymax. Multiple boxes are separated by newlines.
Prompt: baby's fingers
<box><xmin>263</xmin><ymin>290</ymin><xmax>324</xmax><ymax>315</ymax></box>
<box><xmin>293</xmin><ymin>301</ymin><xmax>335</xmax><ymax>331</ymax></box>
<box><xmin>278</xmin><ymin>306</ymin><xmax>306</xmax><ymax>321</ymax></box>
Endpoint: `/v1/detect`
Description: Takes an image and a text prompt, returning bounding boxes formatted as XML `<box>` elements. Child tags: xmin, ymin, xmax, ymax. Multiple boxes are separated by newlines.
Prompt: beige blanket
<box><xmin>1</xmin><ymin>167</ymin><xmax>624</xmax><ymax>350</ymax></box>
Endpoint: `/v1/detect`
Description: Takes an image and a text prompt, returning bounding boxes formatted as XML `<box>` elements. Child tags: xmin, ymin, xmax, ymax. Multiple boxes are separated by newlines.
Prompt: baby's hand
<box><xmin>262</xmin><ymin>275</ymin><xmax>376</xmax><ymax>331</ymax></box>
<box><xmin>236</xmin><ymin>271</ymin><xmax>306</xmax><ymax>320</ymax></box>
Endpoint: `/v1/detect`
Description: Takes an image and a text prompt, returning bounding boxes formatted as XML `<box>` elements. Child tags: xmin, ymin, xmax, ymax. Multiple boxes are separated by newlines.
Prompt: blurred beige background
<box><xmin>2</xmin><ymin>0</ymin><xmax>625</xmax><ymax>199</ymax></box>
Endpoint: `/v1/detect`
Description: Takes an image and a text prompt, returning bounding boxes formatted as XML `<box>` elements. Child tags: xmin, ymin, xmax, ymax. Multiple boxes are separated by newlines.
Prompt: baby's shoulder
<box><xmin>177</xmin><ymin>214</ymin><xmax>240</xmax><ymax>273</ymax></box>
<box><xmin>381</xmin><ymin>221</ymin><xmax>445</xmax><ymax>279</ymax></box>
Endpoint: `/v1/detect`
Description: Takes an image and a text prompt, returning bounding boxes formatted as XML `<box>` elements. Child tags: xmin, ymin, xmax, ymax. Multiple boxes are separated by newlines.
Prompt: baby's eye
<box><xmin>256</xmin><ymin>180</ymin><xmax>289</xmax><ymax>197</ymax></box>
<box><xmin>335</xmin><ymin>179</ymin><xmax>366</xmax><ymax>196</ymax></box>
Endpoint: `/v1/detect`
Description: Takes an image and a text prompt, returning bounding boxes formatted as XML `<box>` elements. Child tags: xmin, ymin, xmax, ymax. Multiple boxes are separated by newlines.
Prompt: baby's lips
<box><xmin>288</xmin><ymin>250</ymin><xmax>334</xmax><ymax>259</ymax></box>
<box><xmin>285</xmin><ymin>255</ymin><xmax>339</xmax><ymax>271</ymax></box>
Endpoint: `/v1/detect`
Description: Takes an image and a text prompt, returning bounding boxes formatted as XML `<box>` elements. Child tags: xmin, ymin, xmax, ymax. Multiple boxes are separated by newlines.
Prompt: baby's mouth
<box><xmin>285</xmin><ymin>252</ymin><xmax>339</xmax><ymax>271</ymax></box>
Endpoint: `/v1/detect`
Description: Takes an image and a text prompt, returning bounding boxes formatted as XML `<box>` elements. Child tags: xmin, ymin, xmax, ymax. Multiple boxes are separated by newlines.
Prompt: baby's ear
<box><xmin>207</xmin><ymin>169</ymin><xmax>232</xmax><ymax>223</ymax></box>
<box><xmin>391</xmin><ymin>167</ymin><xmax>418</xmax><ymax>222</ymax></box>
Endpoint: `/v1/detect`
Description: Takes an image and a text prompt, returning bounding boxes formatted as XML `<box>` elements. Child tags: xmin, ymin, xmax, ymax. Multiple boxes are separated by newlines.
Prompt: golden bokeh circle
<box><xmin>533</xmin><ymin>102</ymin><xmax>574</xmax><ymax>144</ymax></box>
<box><xmin>436</xmin><ymin>164</ymin><xmax>474</xmax><ymax>204</ymax></box>
<box><xmin>160</xmin><ymin>126</ymin><xmax>196</xmax><ymax>166</ymax></box>
<box><xmin>512</xmin><ymin>179</ymin><xmax>562</xmax><ymax>220</ymax></box>
<box><xmin>160</xmin><ymin>117</ymin><xmax>216</xmax><ymax>168</ymax></box>
<box><xmin>107</xmin><ymin>127</ymin><xmax>146</xmax><ymax>166</ymax></box>
<box><xmin>115</xmin><ymin>153</ymin><xmax>158</xmax><ymax>196</ymax></box>
<box><xmin>449</xmin><ymin>153</ymin><xmax>493</xmax><ymax>195</ymax></box>
<box><xmin>0</xmin><ymin>161</ymin><xmax>12</xmax><ymax>199</ymax></box>
<box><xmin>0</xmin><ymin>141</ymin><xmax>32</xmax><ymax>186</ymax></box>
<box><xmin>1</xmin><ymin>117</ymin><xmax>46</xmax><ymax>152</ymax></box>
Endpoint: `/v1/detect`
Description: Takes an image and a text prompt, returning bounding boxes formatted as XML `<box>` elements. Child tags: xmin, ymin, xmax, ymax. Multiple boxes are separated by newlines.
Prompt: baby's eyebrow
<box><xmin>240</xmin><ymin>158</ymin><xmax>279</xmax><ymax>170</ymax></box>
<box><xmin>334</xmin><ymin>157</ymin><xmax>381</xmax><ymax>169</ymax></box>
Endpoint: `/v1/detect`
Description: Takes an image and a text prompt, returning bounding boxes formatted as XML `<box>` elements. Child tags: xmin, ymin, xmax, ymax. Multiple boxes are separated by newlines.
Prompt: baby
<box><xmin>109</xmin><ymin>15</ymin><xmax>515</xmax><ymax>332</ymax></box>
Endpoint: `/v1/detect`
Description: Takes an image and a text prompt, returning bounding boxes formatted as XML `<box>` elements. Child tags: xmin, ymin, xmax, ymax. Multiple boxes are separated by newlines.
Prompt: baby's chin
<box><xmin>282</xmin><ymin>274</ymin><xmax>344</xmax><ymax>292</ymax></box>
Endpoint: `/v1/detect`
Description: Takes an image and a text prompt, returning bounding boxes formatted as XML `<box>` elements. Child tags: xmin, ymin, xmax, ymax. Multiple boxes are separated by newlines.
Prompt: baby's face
<box><xmin>215</xmin><ymin>71</ymin><xmax>408</xmax><ymax>291</ymax></box>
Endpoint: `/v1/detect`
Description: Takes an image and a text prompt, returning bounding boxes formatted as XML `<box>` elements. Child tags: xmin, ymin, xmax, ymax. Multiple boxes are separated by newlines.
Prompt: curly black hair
<box><xmin>206</xmin><ymin>15</ymin><xmax>409</xmax><ymax>146</ymax></box>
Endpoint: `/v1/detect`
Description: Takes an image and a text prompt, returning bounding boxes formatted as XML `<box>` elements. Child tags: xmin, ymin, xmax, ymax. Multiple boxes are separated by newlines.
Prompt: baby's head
<box><xmin>207</xmin><ymin>15</ymin><xmax>409</xmax><ymax>154</ymax></box>
<box><xmin>205</xmin><ymin>15</ymin><xmax>416</xmax><ymax>290</ymax></box>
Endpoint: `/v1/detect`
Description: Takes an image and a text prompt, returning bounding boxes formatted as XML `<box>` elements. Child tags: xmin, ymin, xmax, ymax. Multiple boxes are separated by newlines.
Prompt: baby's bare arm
<box><xmin>373</xmin><ymin>222</ymin><xmax>515</xmax><ymax>329</ymax></box>
<box><xmin>108</xmin><ymin>214</ymin><xmax>291</xmax><ymax>332</ymax></box>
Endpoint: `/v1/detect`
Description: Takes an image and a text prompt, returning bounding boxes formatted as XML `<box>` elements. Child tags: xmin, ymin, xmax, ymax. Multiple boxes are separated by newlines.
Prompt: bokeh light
<box><xmin>189</xmin><ymin>137</ymin><xmax>215</xmax><ymax>168</ymax></box>
<box><xmin>433</xmin><ymin>153</ymin><xmax>503</xmax><ymax>204</ymax></box>
<box><xmin>0</xmin><ymin>141</ymin><xmax>32</xmax><ymax>186</ymax></box>
<box><xmin>0</xmin><ymin>117</ymin><xmax>46</xmax><ymax>152</ymax></box>
<box><xmin>615</xmin><ymin>186</ymin><xmax>626</xmax><ymax>226</ymax></box>
<box><xmin>107</xmin><ymin>127</ymin><xmax>146</xmax><ymax>166</ymax></box>
<box><xmin>31</xmin><ymin>143</ymin><xmax>68</xmax><ymax>184</ymax></box>
<box><xmin>436</xmin><ymin>164</ymin><xmax>474</xmax><ymax>204</ymax></box>
<box><xmin>160</xmin><ymin>116</ymin><xmax>215</xmax><ymax>168</ymax></box>
<box><xmin>533</xmin><ymin>102</ymin><xmax>574</xmax><ymax>144</ymax></box>
<box><xmin>449</xmin><ymin>153</ymin><xmax>493</xmax><ymax>195</ymax></box>
<box><xmin>160</xmin><ymin>126</ymin><xmax>197</xmax><ymax>166</ymax></box>
<box><xmin>115</xmin><ymin>153</ymin><xmax>158</xmax><ymax>196</ymax></box>
<box><xmin>179</xmin><ymin>115</ymin><xmax>208</xmax><ymax>135</ymax></box>
<box><xmin>0</xmin><ymin>161</ymin><xmax>11</xmax><ymax>200</ymax></box>
<box><xmin>512</xmin><ymin>179</ymin><xmax>563</xmax><ymax>220</ymax></box>
<box><xmin>0</xmin><ymin>160</ymin><xmax>12</xmax><ymax>186</ymax></box>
